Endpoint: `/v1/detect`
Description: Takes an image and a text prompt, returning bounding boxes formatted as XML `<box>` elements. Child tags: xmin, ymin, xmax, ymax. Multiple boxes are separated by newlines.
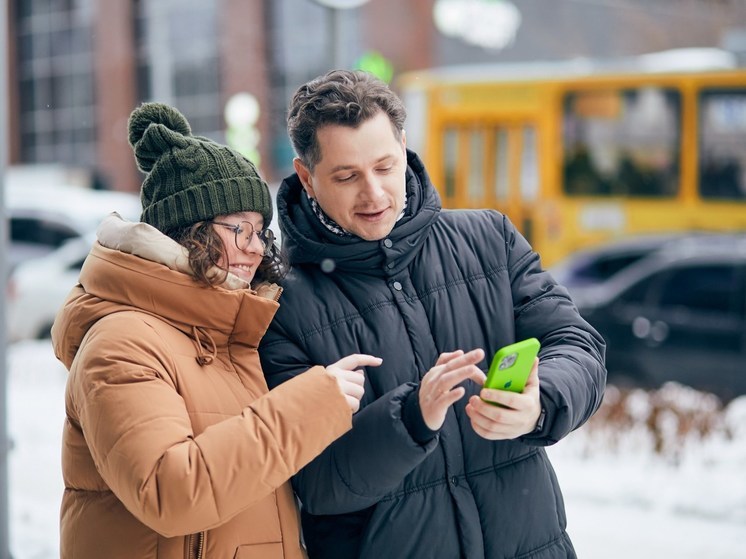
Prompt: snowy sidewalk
<box><xmin>7</xmin><ymin>340</ymin><xmax>746</xmax><ymax>558</ymax></box>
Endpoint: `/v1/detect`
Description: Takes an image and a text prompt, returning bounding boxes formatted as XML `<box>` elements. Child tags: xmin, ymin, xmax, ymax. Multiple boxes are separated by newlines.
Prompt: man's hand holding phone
<box><xmin>465</xmin><ymin>339</ymin><xmax>543</xmax><ymax>440</ymax></box>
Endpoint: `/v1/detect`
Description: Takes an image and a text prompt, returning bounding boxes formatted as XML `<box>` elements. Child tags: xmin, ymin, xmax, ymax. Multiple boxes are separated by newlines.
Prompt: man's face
<box><xmin>294</xmin><ymin>111</ymin><xmax>407</xmax><ymax>241</ymax></box>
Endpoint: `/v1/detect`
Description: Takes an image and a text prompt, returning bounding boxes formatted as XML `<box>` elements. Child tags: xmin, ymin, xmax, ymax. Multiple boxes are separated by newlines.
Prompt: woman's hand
<box><xmin>326</xmin><ymin>354</ymin><xmax>382</xmax><ymax>413</ymax></box>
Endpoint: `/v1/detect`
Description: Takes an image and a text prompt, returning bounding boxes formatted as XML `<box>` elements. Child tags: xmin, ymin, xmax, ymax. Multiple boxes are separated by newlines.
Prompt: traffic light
<box><xmin>224</xmin><ymin>92</ymin><xmax>261</xmax><ymax>166</ymax></box>
<box><xmin>354</xmin><ymin>50</ymin><xmax>394</xmax><ymax>84</ymax></box>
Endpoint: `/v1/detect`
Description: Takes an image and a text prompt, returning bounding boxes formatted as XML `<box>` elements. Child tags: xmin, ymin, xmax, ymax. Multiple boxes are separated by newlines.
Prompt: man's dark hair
<box><xmin>287</xmin><ymin>70</ymin><xmax>407</xmax><ymax>170</ymax></box>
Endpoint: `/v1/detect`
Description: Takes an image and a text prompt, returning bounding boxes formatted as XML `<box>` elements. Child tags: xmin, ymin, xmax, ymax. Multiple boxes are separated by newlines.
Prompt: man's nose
<box><xmin>361</xmin><ymin>172</ymin><xmax>385</xmax><ymax>198</ymax></box>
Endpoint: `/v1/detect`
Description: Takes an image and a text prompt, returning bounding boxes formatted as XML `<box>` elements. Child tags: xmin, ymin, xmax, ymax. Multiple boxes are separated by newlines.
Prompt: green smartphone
<box><xmin>484</xmin><ymin>338</ymin><xmax>541</xmax><ymax>395</ymax></box>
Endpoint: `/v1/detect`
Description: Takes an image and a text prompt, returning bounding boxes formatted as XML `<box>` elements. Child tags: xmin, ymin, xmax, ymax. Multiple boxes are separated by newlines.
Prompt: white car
<box><xmin>6</xmin><ymin>234</ymin><xmax>94</xmax><ymax>342</ymax></box>
<box><xmin>6</xmin><ymin>181</ymin><xmax>141</xmax><ymax>272</ymax></box>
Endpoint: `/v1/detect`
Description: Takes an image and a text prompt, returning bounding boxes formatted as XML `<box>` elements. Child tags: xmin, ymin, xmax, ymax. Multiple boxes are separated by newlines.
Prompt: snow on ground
<box><xmin>5</xmin><ymin>340</ymin><xmax>746</xmax><ymax>558</ymax></box>
<box><xmin>548</xmin><ymin>412</ymin><xmax>746</xmax><ymax>559</ymax></box>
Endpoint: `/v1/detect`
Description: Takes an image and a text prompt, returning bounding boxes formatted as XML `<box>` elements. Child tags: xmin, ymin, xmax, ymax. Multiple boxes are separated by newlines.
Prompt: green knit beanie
<box><xmin>128</xmin><ymin>102</ymin><xmax>272</xmax><ymax>231</ymax></box>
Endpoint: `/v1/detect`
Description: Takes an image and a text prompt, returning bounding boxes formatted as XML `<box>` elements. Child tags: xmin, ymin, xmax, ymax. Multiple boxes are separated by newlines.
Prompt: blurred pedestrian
<box><xmin>260</xmin><ymin>70</ymin><xmax>607</xmax><ymax>558</ymax></box>
<box><xmin>51</xmin><ymin>102</ymin><xmax>380</xmax><ymax>559</ymax></box>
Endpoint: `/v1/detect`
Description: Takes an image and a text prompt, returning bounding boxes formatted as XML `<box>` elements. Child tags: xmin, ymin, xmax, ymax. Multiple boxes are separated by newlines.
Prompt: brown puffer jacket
<box><xmin>51</xmin><ymin>216</ymin><xmax>351</xmax><ymax>559</ymax></box>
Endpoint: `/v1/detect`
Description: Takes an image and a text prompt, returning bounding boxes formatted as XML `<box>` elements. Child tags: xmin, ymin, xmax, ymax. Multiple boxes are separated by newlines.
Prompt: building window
<box><xmin>136</xmin><ymin>0</ymin><xmax>221</xmax><ymax>140</ymax></box>
<box><xmin>15</xmin><ymin>0</ymin><xmax>96</xmax><ymax>167</ymax></box>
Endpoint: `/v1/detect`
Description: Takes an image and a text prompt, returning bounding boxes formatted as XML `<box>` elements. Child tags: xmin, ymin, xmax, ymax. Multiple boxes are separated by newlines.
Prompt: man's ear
<box><xmin>293</xmin><ymin>158</ymin><xmax>315</xmax><ymax>198</ymax></box>
<box><xmin>401</xmin><ymin>128</ymin><xmax>407</xmax><ymax>151</ymax></box>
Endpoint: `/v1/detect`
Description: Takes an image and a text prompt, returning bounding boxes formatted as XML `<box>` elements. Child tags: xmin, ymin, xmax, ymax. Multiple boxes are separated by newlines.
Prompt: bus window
<box><xmin>468</xmin><ymin>128</ymin><xmax>484</xmax><ymax>203</ymax></box>
<box><xmin>444</xmin><ymin>128</ymin><xmax>458</xmax><ymax>200</ymax></box>
<box><xmin>699</xmin><ymin>89</ymin><xmax>746</xmax><ymax>201</ymax></box>
<box><xmin>521</xmin><ymin>126</ymin><xmax>539</xmax><ymax>200</ymax></box>
<box><xmin>494</xmin><ymin>127</ymin><xmax>509</xmax><ymax>200</ymax></box>
<box><xmin>562</xmin><ymin>87</ymin><xmax>681</xmax><ymax>197</ymax></box>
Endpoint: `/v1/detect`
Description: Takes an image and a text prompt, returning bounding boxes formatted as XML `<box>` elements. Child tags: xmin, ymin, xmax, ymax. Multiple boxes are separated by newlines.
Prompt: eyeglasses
<box><xmin>213</xmin><ymin>220</ymin><xmax>275</xmax><ymax>256</ymax></box>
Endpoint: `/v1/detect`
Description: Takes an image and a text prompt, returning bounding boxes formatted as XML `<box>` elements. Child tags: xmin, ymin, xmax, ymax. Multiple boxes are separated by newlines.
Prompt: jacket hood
<box><xmin>277</xmin><ymin>150</ymin><xmax>441</xmax><ymax>275</ymax></box>
<box><xmin>52</xmin><ymin>213</ymin><xmax>280</xmax><ymax>370</ymax></box>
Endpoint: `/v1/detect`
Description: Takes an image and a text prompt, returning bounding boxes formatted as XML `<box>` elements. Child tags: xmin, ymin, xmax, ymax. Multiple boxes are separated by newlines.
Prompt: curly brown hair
<box><xmin>164</xmin><ymin>221</ymin><xmax>286</xmax><ymax>288</ymax></box>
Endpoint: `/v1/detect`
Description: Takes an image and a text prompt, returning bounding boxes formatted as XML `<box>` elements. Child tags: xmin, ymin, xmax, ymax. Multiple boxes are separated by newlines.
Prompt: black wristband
<box><xmin>533</xmin><ymin>407</ymin><xmax>547</xmax><ymax>433</ymax></box>
<box><xmin>402</xmin><ymin>386</ymin><xmax>440</xmax><ymax>445</ymax></box>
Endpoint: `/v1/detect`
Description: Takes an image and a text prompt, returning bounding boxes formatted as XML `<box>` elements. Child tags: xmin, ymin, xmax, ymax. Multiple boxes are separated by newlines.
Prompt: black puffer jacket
<box><xmin>261</xmin><ymin>150</ymin><xmax>606</xmax><ymax>559</ymax></box>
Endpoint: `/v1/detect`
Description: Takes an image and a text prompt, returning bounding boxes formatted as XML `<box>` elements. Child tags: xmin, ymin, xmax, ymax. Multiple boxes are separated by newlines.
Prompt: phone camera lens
<box><xmin>499</xmin><ymin>352</ymin><xmax>517</xmax><ymax>370</ymax></box>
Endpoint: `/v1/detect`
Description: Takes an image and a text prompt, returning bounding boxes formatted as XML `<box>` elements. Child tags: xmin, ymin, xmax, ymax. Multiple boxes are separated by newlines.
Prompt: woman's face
<box><xmin>211</xmin><ymin>211</ymin><xmax>267</xmax><ymax>284</ymax></box>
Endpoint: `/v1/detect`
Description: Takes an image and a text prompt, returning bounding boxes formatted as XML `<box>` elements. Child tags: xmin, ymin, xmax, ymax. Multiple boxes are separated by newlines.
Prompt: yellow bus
<box><xmin>396</xmin><ymin>48</ymin><xmax>746</xmax><ymax>266</ymax></box>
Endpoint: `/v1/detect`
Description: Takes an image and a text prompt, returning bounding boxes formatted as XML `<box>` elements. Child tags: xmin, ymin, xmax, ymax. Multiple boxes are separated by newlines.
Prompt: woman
<box><xmin>51</xmin><ymin>102</ymin><xmax>381</xmax><ymax>559</ymax></box>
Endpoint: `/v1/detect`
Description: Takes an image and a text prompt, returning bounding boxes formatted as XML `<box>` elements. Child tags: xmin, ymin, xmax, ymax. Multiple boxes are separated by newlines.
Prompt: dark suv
<box><xmin>550</xmin><ymin>233</ymin><xmax>703</xmax><ymax>303</ymax></box>
<box><xmin>573</xmin><ymin>235</ymin><xmax>746</xmax><ymax>402</ymax></box>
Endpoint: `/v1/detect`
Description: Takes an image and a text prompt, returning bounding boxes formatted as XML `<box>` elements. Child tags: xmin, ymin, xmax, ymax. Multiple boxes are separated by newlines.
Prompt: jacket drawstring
<box><xmin>191</xmin><ymin>325</ymin><xmax>217</xmax><ymax>366</ymax></box>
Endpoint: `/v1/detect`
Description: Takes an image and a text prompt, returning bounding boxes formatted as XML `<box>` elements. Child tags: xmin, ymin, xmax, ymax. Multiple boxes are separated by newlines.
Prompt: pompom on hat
<box><xmin>128</xmin><ymin>102</ymin><xmax>272</xmax><ymax>232</ymax></box>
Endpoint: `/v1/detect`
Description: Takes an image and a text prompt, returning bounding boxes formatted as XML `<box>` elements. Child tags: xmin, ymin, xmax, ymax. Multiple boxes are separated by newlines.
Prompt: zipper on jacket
<box><xmin>271</xmin><ymin>285</ymin><xmax>283</xmax><ymax>302</ymax></box>
<box><xmin>186</xmin><ymin>531</ymin><xmax>205</xmax><ymax>559</ymax></box>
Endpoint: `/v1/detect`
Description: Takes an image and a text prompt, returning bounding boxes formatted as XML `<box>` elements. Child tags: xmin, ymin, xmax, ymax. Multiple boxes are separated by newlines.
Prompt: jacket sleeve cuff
<box><xmin>402</xmin><ymin>385</ymin><xmax>440</xmax><ymax>445</ymax></box>
<box><xmin>519</xmin><ymin>397</ymin><xmax>557</xmax><ymax>446</ymax></box>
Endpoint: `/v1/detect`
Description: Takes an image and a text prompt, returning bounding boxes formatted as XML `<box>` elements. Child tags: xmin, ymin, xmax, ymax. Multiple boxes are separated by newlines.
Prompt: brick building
<box><xmin>5</xmin><ymin>0</ymin><xmax>744</xmax><ymax>190</ymax></box>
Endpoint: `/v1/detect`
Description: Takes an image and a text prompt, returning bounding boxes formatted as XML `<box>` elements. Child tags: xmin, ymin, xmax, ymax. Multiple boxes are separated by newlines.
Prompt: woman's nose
<box><xmin>244</xmin><ymin>231</ymin><xmax>265</xmax><ymax>254</ymax></box>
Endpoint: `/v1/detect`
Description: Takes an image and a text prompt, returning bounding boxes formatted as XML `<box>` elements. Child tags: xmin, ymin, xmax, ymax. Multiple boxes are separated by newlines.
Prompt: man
<box><xmin>260</xmin><ymin>70</ymin><xmax>606</xmax><ymax>559</ymax></box>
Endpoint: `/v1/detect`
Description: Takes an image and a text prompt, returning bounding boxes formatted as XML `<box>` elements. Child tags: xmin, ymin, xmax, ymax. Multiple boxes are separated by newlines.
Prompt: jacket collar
<box><xmin>52</xmin><ymin>214</ymin><xmax>280</xmax><ymax>370</ymax></box>
<box><xmin>97</xmin><ymin>213</ymin><xmax>253</xmax><ymax>290</ymax></box>
<box><xmin>277</xmin><ymin>150</ymin><xmax>441</xmax><ymax>275</ymax></box>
